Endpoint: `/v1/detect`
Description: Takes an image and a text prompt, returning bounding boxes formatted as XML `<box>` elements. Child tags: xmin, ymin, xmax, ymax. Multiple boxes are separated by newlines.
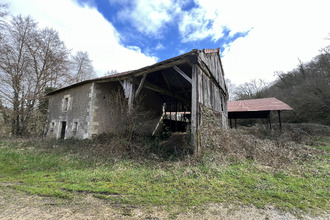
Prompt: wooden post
<box><xmin>120</xmin><ymin>78</ymin><xmax>135</xmax><ymax>113</ymax></box>
<box><xmin>135</xmin><ymin>74</ymin><xmax>146</xmax><ymax>98</ymax></box>
<box><xmin>175</xmin><ymin>101</ymin><xmax>178</xmax><ymax>132</ymax></box>
<box><xmin>191</xmin><ymin>64</ymin><xmax>199</xmax><ymax>154</ymax></box>
<box><xmin>120</xmin><ymin>78</ymin><xmax>135</xmax><ymax>136</ymax></box>
<box><xmin>278</xmin><ymin>110</ymin><xmax>282</xmax><ymax>130</ymax></box>
<box><xmin>268</xmin><ymin>111</ymin><xmax>272</xmax><ymax>129</ymax></box>
<box><xmin>169</xmin><ymin>102</ymin><xmax>172</xmax><ymax>130</ymax></box>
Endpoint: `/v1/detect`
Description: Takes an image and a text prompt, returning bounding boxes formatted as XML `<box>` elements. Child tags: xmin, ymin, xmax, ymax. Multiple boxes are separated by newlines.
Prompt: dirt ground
<box><xmin>0</xmin><ymin>186</ymin><xmax>329</xmax><ymax>220</ymax></box>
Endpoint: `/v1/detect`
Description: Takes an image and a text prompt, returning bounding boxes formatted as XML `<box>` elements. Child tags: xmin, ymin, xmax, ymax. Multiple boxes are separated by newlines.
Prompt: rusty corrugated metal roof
<box><xmin>228</xmin><ymin>97</ymin><xmax>293</xmax><ymax>112</ymax></box>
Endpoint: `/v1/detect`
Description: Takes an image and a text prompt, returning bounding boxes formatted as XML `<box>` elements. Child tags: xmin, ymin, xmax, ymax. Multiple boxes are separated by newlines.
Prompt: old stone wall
<box><xmin>45</xmin><ymin>82</ymin><xmax>93</xmax><ymax>139</ymax></box>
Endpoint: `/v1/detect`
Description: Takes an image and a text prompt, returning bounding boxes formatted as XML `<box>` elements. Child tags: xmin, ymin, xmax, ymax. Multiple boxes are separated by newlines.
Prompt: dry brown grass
<box><xmin>17</xmin><ymin>108</ymin><xmax>329</xmax><ymax>168</ymax></box>
<box><xmin>201</xmin><ymin>128</ymin><xmax>324</xmax><ymax>168</ymax></box>
<box><xmin>198</xmin><ymin>107</ymin><xmax>329</xmax><ymax>168</ymax></box>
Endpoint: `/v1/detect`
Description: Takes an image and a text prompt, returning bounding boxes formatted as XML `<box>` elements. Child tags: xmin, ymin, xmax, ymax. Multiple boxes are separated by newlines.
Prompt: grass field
<box><xmin>0</xmin><ymin>125</ymin><xmax>329</xmax><ymax>218</ymax></box>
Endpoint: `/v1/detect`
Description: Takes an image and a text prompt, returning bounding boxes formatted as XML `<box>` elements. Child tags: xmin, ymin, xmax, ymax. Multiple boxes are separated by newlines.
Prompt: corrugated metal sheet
<box><xmin>94</xmin><ymin>70</ymin><xmax>134</xmax><ymax>80</ymax></box>
<box><xmin>228</xmin><ymin>97</ymin><xmax>293</xmax><ymax>112</ymax></box>
<box><xmin>47</xmin><ymin>49</ymin><xmax>200</xmax><ymax>96</ymax></box>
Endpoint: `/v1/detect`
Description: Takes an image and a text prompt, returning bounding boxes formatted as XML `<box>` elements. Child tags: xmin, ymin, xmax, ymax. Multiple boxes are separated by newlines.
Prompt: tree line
<box><xmin>231</xmin><ymin>40</ymin><xmax>330</xmax><ymax>126</ymax></box>
<box><xmin>0</xmin><ymin>4</ymin><xmax>96</xmax><ymax>136</ymax></box>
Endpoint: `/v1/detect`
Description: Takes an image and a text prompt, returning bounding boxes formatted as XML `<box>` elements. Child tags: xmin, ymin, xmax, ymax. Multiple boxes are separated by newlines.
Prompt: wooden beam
<box><xmin>173</xmin><ymin>65</ymin><xmax>192</xmax><ymax>84</ymax></box>
<box><xmin>133</xmin><ymin>80</ymin><xmax>189</xmax><ymax>103</ymax></box>
<box><xmin>132</xmin><ymin>55</ymin><xmax>195</xmax><ymax>78</ymax></box>
<box><xmin>152</xmin><ymin>104</ymin><xmax>166</xmax><ymax>136</ymax></box>
<box><xmin>174</xmin><ymin>70</ymin><xmax>190</xmax><ymax>100</ymax></box>
<box><xmin>135</xmin><ymin>74</ymin><xmax>146</xmax><ymax>98</ymax></box>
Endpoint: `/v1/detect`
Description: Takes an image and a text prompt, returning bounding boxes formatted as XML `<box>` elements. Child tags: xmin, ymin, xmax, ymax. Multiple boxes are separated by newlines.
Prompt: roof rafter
<box><xmin>133</xmin><ymin>80</ymin><xmax>189</xmax><ymax>103</ymax></box>
<box><xmin>173</xmin><ymin>65</ymin><xmax>192</xmax><ymax>84</ymax></box>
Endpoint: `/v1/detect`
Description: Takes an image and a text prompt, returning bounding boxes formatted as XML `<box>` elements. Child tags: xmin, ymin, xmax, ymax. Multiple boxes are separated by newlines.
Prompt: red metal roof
<box><xmin>228</xmin><ymin>97</ymin><xmax>293</xmax><ymax>112</ymax></box>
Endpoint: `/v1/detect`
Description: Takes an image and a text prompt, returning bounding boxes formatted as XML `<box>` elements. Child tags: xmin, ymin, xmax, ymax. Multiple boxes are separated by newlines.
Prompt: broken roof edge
<box><xmin>47</xmin><ymin>48</ymin><xmax>219</xmax><ymax>96</ymax></box>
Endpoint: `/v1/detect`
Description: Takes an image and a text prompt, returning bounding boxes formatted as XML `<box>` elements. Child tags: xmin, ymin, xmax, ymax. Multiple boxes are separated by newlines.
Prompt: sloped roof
<box><xmin>228</xmin><ymin>97</ymin><xmax>293</xmax><ymax>112</ymax></box>
<box><xmin>47</xmin><ymin>49</ymin><xmax>202</xmax><ymax>95</ymax></box>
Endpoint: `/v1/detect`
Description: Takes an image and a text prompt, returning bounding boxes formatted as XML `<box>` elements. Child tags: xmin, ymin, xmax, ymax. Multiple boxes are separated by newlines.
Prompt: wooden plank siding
<box><xmin>191</xmin><ymin>50</ymin><xmax>228</xmax><ymax>154</ymax></box>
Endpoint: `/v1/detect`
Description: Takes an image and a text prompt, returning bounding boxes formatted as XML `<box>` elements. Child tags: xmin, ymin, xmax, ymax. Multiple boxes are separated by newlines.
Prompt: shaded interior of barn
<box><xmin>98</xmin><ymin>62</ymin><xmax>193</xmax><ymax>134</ymax></box>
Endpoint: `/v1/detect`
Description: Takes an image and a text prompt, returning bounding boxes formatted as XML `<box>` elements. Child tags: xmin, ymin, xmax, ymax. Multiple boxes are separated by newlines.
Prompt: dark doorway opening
<box><xmin>60</xmin><ymin>121</ymin><xmax>66</xmax><ymax>139</ymax></box>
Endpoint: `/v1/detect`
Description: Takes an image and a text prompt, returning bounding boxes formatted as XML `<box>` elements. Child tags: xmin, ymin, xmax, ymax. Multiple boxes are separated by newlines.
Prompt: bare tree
<box><xmin>22</xmin><ymin>27</ymin><xmax>70</xmax><ymax>133</ymax></box>
<box><xmin>225</xmin><ymin>78</ymin><xmax>238</xmax><ymax>101</ymax></box>
<box><xmin>30</xmin><ymin>27</ymin><xmax>71</xmax><ymax>88</ymax></box>
<box><xmin>0</xmin><ymin>15</ymin><xmax>70</xmax><ymax>136</ymax></box>
<box><xmin>71</xmin><ymin>51</ymin><xmax>95</xmax><ymax>82</ymax></box>
<box><xmin>0</xmin><ymin>3</ymin><xmax>8</xmax><ymax>20</ymax></box>
<box><xmin>104</xmin><ymin>69</ymin><xmax>118</xmax><ymax>76</ymax></box>
<box><xmin>0</xmin><ymin>16</ymin><xmax>36</xmax><ymax>135</ymax></box>
<box><xmin>234</xmin><ymin>79</ymin><xmax>268</xmax><ymax>100</ymax></box>
<box><xmin>262</xmin><ymin>43</ymin><xmax>330</xmax><ymax>125</ymax></box>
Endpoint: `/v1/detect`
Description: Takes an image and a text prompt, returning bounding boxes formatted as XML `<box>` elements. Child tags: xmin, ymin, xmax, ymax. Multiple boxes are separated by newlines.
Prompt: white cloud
<box><xmin>179</xmin><ymin>7</ymin><xmax>215</xmax><ymax>42</ymax></box>
<box><xmin>178</xmin><ymin>0</ymin><xmax>257</xmax><ymax>43</ymax></box>
<box><xmin>177</xmin><ymin>0</ymin><xmax>330</xmax><ymax>84</ymax></box>
<box><xmin>9</xmin><ymin>0</ymin><xmax>157</xmax><ymax>75</ymax></box>
<box><xmin>8</xmin><ymin>0</ymin><xmax>330</xmax><ymax>85</ymax></box>
<box><xmin>116</xmin><ymin>0</ymin><xmax>185</xmax><ymax>38</ymax></box>
<box><xmin>222</xmin><ymin>0</ymin><xmax>330</xmax><ymax>84</ymax></box>
<box><xmin>155</xmin><ymin>42</ymin><xmax>165</xmax><ymax>50</ymax></box>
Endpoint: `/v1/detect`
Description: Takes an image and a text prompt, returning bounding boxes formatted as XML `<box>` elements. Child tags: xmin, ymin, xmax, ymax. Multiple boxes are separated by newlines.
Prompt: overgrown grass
<box><xmin>0</xmin><ymin>126</ymin><xmax>329</xmax><ymax>216</ymax></box>
<box><xmin>310</xmin><ymin>136</ymin><xmax>330</xmax><ymax>153</ymax></box>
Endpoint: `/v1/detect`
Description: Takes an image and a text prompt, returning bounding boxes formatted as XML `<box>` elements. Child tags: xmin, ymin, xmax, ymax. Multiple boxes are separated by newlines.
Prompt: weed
<box><xmin>0</xmin><ymin>123</ymin><xmax>329</xmax><ymax>216</ymax></box>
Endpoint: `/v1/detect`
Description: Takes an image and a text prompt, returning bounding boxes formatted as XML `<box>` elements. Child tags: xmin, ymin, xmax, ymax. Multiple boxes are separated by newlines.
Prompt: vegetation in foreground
<box><xmin>0</xmin><ymin>124</ymin><xmax>329</xmax><ymax>218</ymax></box>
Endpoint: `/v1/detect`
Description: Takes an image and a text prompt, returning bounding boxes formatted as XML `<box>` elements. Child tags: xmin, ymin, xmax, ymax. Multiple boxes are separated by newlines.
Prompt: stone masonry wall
<box><xmin>45</xmin><ymin>83</ymin><xmax>93</xmax><ymax>139</ymax></box>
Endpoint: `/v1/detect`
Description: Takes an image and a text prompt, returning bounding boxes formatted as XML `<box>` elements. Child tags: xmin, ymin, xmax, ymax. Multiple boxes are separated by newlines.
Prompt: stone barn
<box><xmin>45</xmin><ymin>48</ymin><xmax>228</xmax><ymax>151</ymax></box>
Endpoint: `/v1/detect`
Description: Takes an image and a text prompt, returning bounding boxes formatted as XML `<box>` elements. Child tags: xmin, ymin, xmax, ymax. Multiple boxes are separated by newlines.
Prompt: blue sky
<box><xmin>78</xmin><ymin>0</ymin><xmax>249</xmax><ymax>60</ymax></box>
<box><xmin>8</xmin><ymin>0</ymin><xmax>330</xmax><ymax>84</ymax></box>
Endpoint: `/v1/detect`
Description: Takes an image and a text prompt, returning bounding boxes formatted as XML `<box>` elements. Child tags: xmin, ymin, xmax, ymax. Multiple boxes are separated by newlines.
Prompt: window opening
<box><xmin>72</xmin><ymin>122</ymin><xmax>78</xmax><ymax>135</ymax></box>
<box><xmin>50</xmin><ymin>122</ymin><xmax>55</xmax><ymax>132</ymax></box>
<box><xmin>63</xmin><ymin>97</ymin><xmax>69</xmax><ymax>111</ymax></box>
